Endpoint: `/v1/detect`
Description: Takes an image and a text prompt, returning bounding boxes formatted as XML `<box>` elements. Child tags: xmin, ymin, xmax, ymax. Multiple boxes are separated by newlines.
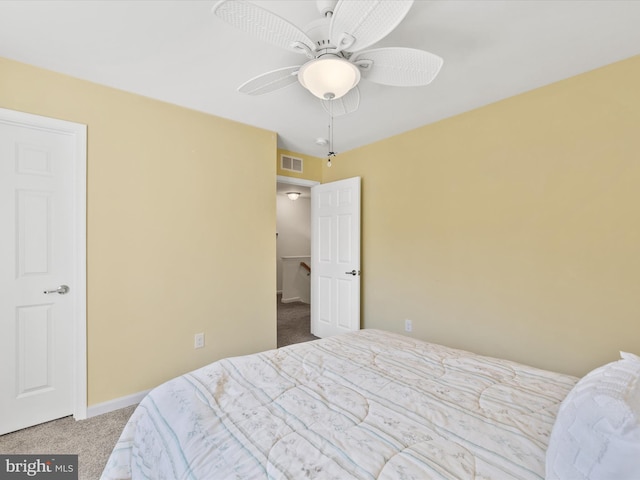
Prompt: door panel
<box><xmin>311</xmin><ymin>177</ymin><xmax>361</xmax><ymax>337</ymax></box>
<box><xmin>17</xmin><ymin>304</ymin><xmax>54</xmax><ymax>397</ymax></box>
<box><xmin>337</xmin><ymin>214</ymin><xmax>352</xmax><ymax>263</ymax></box>
<box><xmin>18</xmin><ymin>190</ymin><xmax>52</xmax><ymax>275</ymax></box>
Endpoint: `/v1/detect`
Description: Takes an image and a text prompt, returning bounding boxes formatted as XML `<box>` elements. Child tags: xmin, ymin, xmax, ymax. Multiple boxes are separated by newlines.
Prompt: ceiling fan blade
<box><xmin>322</xmin><ymin>86</ymin><xmax>360</xmax><ymax>116</ymax></box>
<box><xmin>352</xmin><ymin>48</ymin><xmax>443</xmax><ymax>86</ymax></box>
<box><xmin>329</xmin><ymin>0</ymin><xmax>414</xmax><ymax>53</ymax></box>
<box><xmin>212</xmin><ymin>0</ymin><xmax>315</xmax><ymax>55</ymax></box>
<box><xmin>238</xmin><ymin>66</ymin><xmax>301</xmax><ymax>95</ymax></box>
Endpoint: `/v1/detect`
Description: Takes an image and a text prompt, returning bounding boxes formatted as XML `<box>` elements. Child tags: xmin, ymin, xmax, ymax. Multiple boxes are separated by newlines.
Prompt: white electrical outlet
<box><xmin>404</xmin><ymin>319</ymin><xmax>412</xmax><ymax>332</ymax></box>
<box><xmin>194</xmin><ymin>333</ymin><xmax>205</xmax><ymax>349</ymax></box>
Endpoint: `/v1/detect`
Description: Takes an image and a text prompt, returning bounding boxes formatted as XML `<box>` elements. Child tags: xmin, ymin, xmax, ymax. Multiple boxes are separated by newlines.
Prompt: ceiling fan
<box><xmin>212</xmin><ymin>0</ymin><xmax>444</xmax><ymax>116</ymax></box>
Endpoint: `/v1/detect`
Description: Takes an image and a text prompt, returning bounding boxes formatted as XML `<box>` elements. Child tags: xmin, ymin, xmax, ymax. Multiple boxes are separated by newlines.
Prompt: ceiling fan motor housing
<box><xmin>304</xmin><ymin>17</ymin><xmax>342</xmax><ymax>56</ymax></box>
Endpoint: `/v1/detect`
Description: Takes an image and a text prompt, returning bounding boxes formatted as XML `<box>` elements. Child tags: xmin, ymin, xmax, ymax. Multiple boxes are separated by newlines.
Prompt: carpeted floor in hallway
<box><xmin>277</xmin><ymin>293</ymin><xmax>318</xmax><ymax>347</ymax></box>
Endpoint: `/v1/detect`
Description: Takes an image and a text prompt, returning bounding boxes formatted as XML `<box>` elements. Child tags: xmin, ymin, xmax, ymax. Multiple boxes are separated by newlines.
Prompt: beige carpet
<box><xmin>0</xmin><ymin>405</ymin><xmax>136</xmax><ymax>480</ymax></box>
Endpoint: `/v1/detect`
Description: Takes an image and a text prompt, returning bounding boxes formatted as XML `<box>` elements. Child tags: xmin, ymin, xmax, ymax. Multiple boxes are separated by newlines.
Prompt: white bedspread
<box><xmin>102</xmin><ymin>329</ymin><xmax>577</xmax><ymax>479</ymax></box>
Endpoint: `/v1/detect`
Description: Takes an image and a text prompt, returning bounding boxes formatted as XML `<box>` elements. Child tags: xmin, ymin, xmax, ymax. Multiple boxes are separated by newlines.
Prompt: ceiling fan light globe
<box><xmin>298</xmin><ymin>56</ymin><xmax>361</xmax><ymax>100</ymax></box>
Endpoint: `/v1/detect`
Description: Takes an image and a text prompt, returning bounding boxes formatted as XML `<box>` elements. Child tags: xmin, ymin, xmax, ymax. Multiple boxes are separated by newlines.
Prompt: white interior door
<box><xmin>311</xmin><ymin>176</ymin><xmax>361</xmax><ymax>337</ymax></box>
<box><xmin>0</xmin><ymin>109</ymin><xmax>87</xmax><ymax>435</ymax></box>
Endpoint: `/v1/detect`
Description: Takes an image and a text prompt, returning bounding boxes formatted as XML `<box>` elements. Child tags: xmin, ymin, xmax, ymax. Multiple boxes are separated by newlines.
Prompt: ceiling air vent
<box><xmin>281</xmin><ymin>154</ymin><xmax>303</xmax><ymax>173</ymax></box>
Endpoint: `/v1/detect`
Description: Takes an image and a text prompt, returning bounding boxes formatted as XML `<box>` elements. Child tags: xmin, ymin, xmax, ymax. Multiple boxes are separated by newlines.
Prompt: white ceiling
<box><xmin>1</xmin><ymin>1</ymin><xmax>639</xmax><ymax>157</ymax></box>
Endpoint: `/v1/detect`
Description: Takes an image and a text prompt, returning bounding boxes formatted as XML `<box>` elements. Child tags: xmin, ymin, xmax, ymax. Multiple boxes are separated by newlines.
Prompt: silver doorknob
<box><xmin>44</xmin><ymin>285</ymin><xmax>70</xmax><ymax>295</ymax></box>
<box><xmin>345</xmin><ymin>270</ymin><xmax>361</xmax><ymax>276</ymax></box>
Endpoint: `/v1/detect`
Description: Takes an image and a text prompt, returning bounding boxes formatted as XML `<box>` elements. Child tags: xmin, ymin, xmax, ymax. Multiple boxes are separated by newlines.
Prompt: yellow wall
<box><xmin>0</xmin><ymin>57</ymin><xmax>278</xmax><ymax>405</ymax></box>
<box><xmin>323</xmin><ymin>55</ymin><xmax>640</xmax><ymax>377</ymax></box>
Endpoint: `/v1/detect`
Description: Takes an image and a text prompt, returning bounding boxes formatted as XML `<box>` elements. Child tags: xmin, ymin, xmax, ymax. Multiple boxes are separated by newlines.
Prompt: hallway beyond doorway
<box><xmin>277</xmin><ymin>294</ymin><xmax>318</xmax><ymax>347</ymax></box>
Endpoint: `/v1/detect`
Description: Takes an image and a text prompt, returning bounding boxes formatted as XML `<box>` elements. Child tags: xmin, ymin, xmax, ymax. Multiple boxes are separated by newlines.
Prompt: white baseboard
<box><xmin>85</xmin><ymin>389</ymin><xmax>151</xmax><ymax>418</ymax></box>
<box><xmin>281</xmin><ymin>296</ymin><xmax>301</xmax><ymax>303</ymax></box>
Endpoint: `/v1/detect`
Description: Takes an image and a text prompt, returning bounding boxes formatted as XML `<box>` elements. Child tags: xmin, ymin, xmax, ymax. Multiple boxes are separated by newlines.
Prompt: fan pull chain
<box><xmin>325</xmin><ymin>93</ymin><xmax>336</xmax><ymax>167</ymax></box>
<box><xmin>327</xmin><ymin>120</ymin><xmax>331</xmax><ymax>168</ymax></box>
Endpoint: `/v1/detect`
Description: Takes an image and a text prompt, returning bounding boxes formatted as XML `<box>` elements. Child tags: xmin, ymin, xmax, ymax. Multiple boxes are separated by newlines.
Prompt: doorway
<box><xmin>276</xmin><ymin>176</ymin><xmax>318</xmax><ymax>347</ymax></box>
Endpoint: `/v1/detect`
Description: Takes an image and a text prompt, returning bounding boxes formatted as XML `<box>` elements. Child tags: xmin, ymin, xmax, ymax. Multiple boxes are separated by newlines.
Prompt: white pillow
<box><xmin>546</xmin><ymin>352</ymin><xmax>640</xmax><ymax>479</ymax></box>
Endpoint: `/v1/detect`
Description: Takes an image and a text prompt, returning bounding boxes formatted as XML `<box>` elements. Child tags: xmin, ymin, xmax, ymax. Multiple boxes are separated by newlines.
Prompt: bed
<box><xmin>101</xmin><ymin>329</ymin><xmax>640</xmax><ymax>479</ymax></box>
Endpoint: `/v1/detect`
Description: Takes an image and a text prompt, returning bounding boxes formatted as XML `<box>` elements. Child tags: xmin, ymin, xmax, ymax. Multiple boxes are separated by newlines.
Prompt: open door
<box><xmin>311</xmin><ymin>177</ymin><xmax>361</xmax><ymax>337</ymax></box>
